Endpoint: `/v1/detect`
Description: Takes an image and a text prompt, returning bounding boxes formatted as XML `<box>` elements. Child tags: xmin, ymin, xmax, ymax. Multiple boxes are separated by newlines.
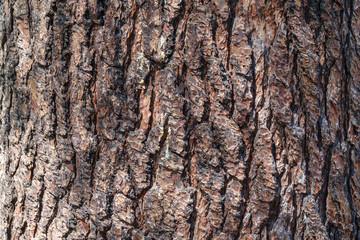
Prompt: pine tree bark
<box><xmin>0</xmin><ymin>0</ymin><xmax>359</xmax><ymax>239</ymax></box>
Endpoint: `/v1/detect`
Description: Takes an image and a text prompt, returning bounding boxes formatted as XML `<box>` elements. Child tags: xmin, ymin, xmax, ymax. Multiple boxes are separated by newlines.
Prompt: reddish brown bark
<box><xmin>0</xmin><ymin>0</ymin><xmax>359</xmax><ymax>239</ymax></box>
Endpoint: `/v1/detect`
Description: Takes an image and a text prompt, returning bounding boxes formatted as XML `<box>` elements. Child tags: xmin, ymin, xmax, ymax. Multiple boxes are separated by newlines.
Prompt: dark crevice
<box><xmin>1</xmin><ymin>29</ymin><xmax>7</xmax><ymax>49</ymax></box>
<box><xmin>303</xmin><ymin>114</ymin><xmax>311</xmax><ymax>195</ymax></box>
<box><xmin>123</xmin><ymin>4</ymin><xmax>141</xmax><ymax>80</ymax></box>
<box><xmin>145</xmin><ymin>87</ymin><xmax>155</xmax><ymax>138</ymax></box>
<box><xmin>99</xmin><ymin>223</ymin><xmax>111</xmax><ymax>240</ymax></box>
<box><xmin>229</xmin><ymin>76</ymin><xmax>236</xmax><ymax>118</ymax></box>
<box><xmin>181</xmin><ymin>126</ymin><xmax>194</xmax><ymax>186</ymax></box>
<box><xmin>44</xmin><ymin>200</ymin><xmax>59</xmax><ymax>237</ymax></box>
<box><xmin>226</xmin><ymin>0</ymin><xmax>238</xmax><ymax>70</ymax></box>
<box><xmin>134</xmin><ymin>117</ymin><xmax>169</xmax><ymax>228</ymax></box>
<box><xmin>236</xmin><ymin>113</ymin><xmax>258</xmax><ymax>239</ymax></box>
<box><xmin>144</xmin><ymin>68</ymin><xmax>156</xmax><ymax>140</ymax></box>
<box><xmin>89</xmin><ymin>50</ymin><xmax>100</xmax><ymax>198</ymax></box>
<box><xmin>317</xmin><ymin>117</ymin><xmax>323</xmax><ymax>149</ymax></box>
<box><xmin>6</xmin><ymin>197</ymin><xmax>17</xmax><ymax>240</ymax></box>
<box><xmin>200</xmin><ymin>57</ymin><xmax>210</xmax><ymax>122</ymax></box>
<box><xmin>260</xmin><ymin>46</ymin><xmax>269</xmax><ymax>110</ymax></box>
<box><xmin>89</xmin><ymin>144</ymin><xmax>101</xmax><ymax>190</ymax></box>
<box><xmin>267</xmin><ymin>108</ymin><xmax>273</xmax><ymax>130</ymax></box>
<box><xmin>5</xmin><ymin>87</ymin><xmax>14</xmax><ymax>170</ymax></box>
<box><xmin>188</xmin><ymin>190</ymin><xmax>198</xmax><ymax>240</ymax></box>
<box><xmin>33</xmin><ymin>184</ymin><xmax>46</xmax><ymax>237</ymax></box>
<box><xmin>347</xmin><ymin>146</ymin><xmax>357</xmax><ymax>240</ymax></box>
<box><xmin>200</xmin><ymin>56</ymin><xmax>209</xmax><ymax>81</ymax></box>
<box><xmin>9</xmin><ymin>3</ymin><xmax>14</xmax><ymax>35</ymax></box>
<box><xmin>90</xmin><ymin>52</ymin><xmax>99</xmax><ymax>135</ymax></box>
<box><xmin>47</xmin><ymin>2</ymin><xmax>57</xmax><ymax>31</ymax></box>
<box><xmin>210</xmin><ymin>10</ymin><xmax>218</xmax><ymax>44</ymax></box>
<box><xmin>97</xmin><ymin>0</ymin><xmax>107</xmax><ymax>26</ymax></box>
<box><xmin>289</xmin><ymin>50</ymin><xmax>298</xmax><ymax>124</ymax></box>
<box><xmin>250</xmin><ymin>50</ymin><xmax>257</xmax><ymax>112</ymax></box>
<box><xmin>291</xmin><ymin>190</ymin><xmax>297</xmax><ymax>240</ymax></box>
<box><xmin>235</xmin><ymin>35</ymin><xmax>258</xmax><ymax>237</ymax></box>
<box><xmin>51</xmin><ymin>89</ymin><xmax>58</xmax><ymax>145</ymax></box>
<box><xmin>166</xmin><ymin>0</ymin><xmax>186</xmax><ymax>62</ymax></box>
<box><xmin>95</xmin><ymin>185</ymin><xmax>114</xmax><ymax>238</ymax></box>
<box><xmin>201</xmin><ymin>100</ymin><xmax>210</xmax><ymax>123</ymax></box>
<box><xmin>144</xmin><ymin>66</ymin><xmax>154</xmax><ymax>94</ymax></box>
<box><xmin>263</xmin><ymin>186</ymin><xmax>281</xmax><ymax>235</ymax></box>
<box><xmin>19</xmin><ymin>221</ymin><xmax>27</xmax><ymax>236</ymax></box>
<box><xmin>26</xmin><ymin>0</ymin><xmax>32</xmax><ymax>33</ymax></box>
<box><xmin>220</xmin><ymin>174</ymin><xmax>229</xmax><ymax>231</ymax></box>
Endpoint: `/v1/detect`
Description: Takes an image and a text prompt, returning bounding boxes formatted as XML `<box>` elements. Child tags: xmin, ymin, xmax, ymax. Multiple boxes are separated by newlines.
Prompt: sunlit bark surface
<box><xmin>0</xmin><ymin>0</ymin><xmax>359</xmax><ymax>239</ymax></box>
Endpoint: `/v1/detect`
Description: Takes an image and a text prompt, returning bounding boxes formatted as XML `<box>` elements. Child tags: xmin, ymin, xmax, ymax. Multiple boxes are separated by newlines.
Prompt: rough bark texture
<box><xmin>0</xmin><ymin>0</ymin><xmax>359</xmax><ymax>239</ymax></box>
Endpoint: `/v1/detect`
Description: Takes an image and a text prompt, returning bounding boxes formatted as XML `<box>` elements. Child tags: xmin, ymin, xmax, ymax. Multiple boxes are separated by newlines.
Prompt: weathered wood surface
<box><xmin>0</xmin><ymin>0</ymin><xmax>359</xmax><ymax>239</ymax></box>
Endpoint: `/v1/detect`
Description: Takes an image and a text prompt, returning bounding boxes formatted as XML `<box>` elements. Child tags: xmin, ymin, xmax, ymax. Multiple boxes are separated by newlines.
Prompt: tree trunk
<box><xmin>0</xmin><ymin>0</ymin><xmax>359</xmax><ymax>239</ymax></box>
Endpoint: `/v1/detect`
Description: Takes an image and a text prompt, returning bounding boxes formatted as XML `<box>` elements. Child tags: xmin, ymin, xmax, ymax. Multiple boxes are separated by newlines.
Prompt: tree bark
<box><xmin>0</xmin><ymin>0</ymin><xmax>359</xmax><ymax>239</ymax></box>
